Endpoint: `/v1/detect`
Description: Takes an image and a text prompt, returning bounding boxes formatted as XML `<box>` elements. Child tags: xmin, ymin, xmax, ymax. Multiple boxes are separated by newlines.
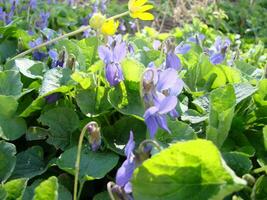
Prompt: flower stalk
<box><xmin>73</xmin><ymin>125</ymin><xmax>88</xmax><ymax>200</ymax></box>
<box><xmin>10</xmin><ymin>11</ymin><xmax>129</xmax><ymax>60</ymax></box>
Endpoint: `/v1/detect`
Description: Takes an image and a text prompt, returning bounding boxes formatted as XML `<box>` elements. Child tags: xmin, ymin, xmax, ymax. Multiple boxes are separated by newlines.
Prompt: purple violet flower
<box><xmin>29</xmin><ymin>38</ymin><xmax>47</xmax><ymax>61</ymax></box>
<box><xmin>188</xmin><ymin>33</ymin><xmax>205</xmax><ymax>44</ymax></box>
<box><xmin>209</xmin><ymin>37</ymin><xmax>231</xmax><ymax>65</ymax></box>
<box><xmin>116</xmin><ymin>131</ymin><xmax>135</xmax><ymax>193</ymax></box>
<box><xmin>166</xmin><ymin>42</ymin><xmax>190</xmax><ymax>70</ymax></box>
<box><xmin>48</xmin><ymin>49</ymin><xmax>59</xmax><ymax>68</ymax></box>
<box><xmin>144</xmin><ymin>96</ymin><xmax>177</xmax><ymax>138</ymax></box>
<box><xmin>98</xmin><ymin>36</ymin><xmax>127</xmax><ymax>86</ymax></box>
<box><xmin>29</xmin><ymin>0</ymin><xmax>37</xmax><ymax>10</ymax></box>
<box><xmin>35</xmin><ymin>12</ymin><xmax>50</xmax><ymax>30</ymax></box>
<box><xmin>141</xmin><ymin>66</ymin><xmax>184</xmax><ymax>138</ymax></box>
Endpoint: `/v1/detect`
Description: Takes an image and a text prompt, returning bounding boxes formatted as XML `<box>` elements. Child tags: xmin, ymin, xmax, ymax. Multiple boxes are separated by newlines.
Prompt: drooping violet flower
<box><xmin>48</xmin><ymin>49</ymin><xmax>58</xmax><ymax>68</ymax></box>
<box><xmin>188</xmin><ymin>33</ymin><xmax>205</xmax><ymax>44</ymax></box>
<box><xmin>165</xmin><ymin>42</ymin><xmax>190</xmax><ymax>70</ymax></box>
<box><xmin>98</xmin><ymin>36</ymin><xmax>127</xmax><ymax>86</ymax></box>
<box><xmin>29</xmin><ymin>38</ymin><xmax>47</xmax><ymax>61</ymax></box>
<box><xmin>208</xmin><ymin>36</ymin><xmax>231</xmax><ymax>65</ymax></box>
<box><xmin>115</xmin><ymin>131</ymin><xmax>135</xmax><ymax>194</ymax></box>
<box><xmin>0</xmin><ymin>7</ymin><xmax>6</xmax><ymax>23</ymax></box>
<box><xmin>35</xmin><ymin>12</ymin><xmax>50</xmax><ymax>30</ymax></box>
<box><xmin>86</xmin><ymin>122</ymin><xmax>101</xmax><ymax>152</ymax></box>
<box><xmin>45</xmin><ymin>93</ymin><xmax>60</xmax><ymax>104</ymax></box>
<box><xmin>144</xmin><ymin>96</ymin><xmax>177</xmax><ymax>138</ymax></box>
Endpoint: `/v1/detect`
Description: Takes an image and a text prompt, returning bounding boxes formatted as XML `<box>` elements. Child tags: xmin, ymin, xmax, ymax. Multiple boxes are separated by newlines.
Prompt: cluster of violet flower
<box><xmin>0</xmin><ymin>0</ymin><xmax>17</xmax><ymax>25</ymax></box>
<box><xmin>98</xmin><ymin>35</ymin><xmax>127</xmax><ymax>86</ymax></box>
<box><xmin>142</xmin><ymin>40</ymin><xmax>190</xmax><ymax>139</ymax></box>
<box><xmin>187</xmin><ymin>33</ymin><xmax>231</xmax><ymax>65</ymax></box>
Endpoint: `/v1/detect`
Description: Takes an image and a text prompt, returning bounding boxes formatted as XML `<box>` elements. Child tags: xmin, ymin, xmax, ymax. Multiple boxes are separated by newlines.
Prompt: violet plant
<box><xmin>98</xmin><ymin>35</ymin><xmax>127</xmax><ymax>86</ymax></box>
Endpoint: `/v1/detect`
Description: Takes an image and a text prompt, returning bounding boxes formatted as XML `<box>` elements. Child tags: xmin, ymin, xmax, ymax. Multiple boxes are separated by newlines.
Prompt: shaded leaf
<box><xmin>0</xmin><ymin>141</ymin><xmax>16</xmax><ymax>183</ymax></box>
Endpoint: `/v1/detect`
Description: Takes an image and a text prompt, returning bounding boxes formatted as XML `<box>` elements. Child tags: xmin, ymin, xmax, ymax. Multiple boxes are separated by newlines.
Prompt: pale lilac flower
<box><xmin>141</xmin><ymin>66</ymin><xmax>184</xmax><ymax>138</ymax></box>
<box><xmin>98</xmin><ymin>36</ymin><xmax>127</xmax><ymax>86</ymax></box>
<box><xmin>29</xmin><ymin>0</ymin><xmax>37</xmax><ymax>9</ymax></box>
<box><xmin>153</xmin><ymin>40</ymin><xmax>161</xmax><ymax>50</ymax></box>
<box><xmin>48</xmin><ymin>49</ymin><xmax>59</xmax><ymax>68</ymax></box>
<box><xmin>209</xmin><ymin>37</ymin><xmax>231</xmax><ymax>65</ymax></box>
<box><xmin>166</xmin><ymin>42</ymin><xmax>190</xmax><ymax>70</ymax></box>
<box><xmin>188</xmin><ymin>33</ymin><xmax>205</xmax><ymax>44</ymax></box>
<box><xmin>35</xmin><ymin>12</ymin><xmax>50</xmax><ymax>30</ymax></box>
<box><xmin>144</xmin><ymin>96</ymin><xmax>177</xmax><ymax>138</ymax></box>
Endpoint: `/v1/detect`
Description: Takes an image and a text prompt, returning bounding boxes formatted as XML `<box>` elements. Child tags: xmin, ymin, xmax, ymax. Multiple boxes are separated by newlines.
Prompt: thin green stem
<box><xmin>77</xmin><ymin>180</ymin><xmax>85</xmax><ymax>199</ymax></box>
<box><xmin>10</xmin><ymin>11</ymin><xmax>129</xmax><ymax>60</ymax></box>
<box><xmin>73</xmin><ymin>125</ymin><xmax>88</xmax><ymax>200</ymax></box>
<box><xmin>253</xmin><ymin>166</ymin><xmax>267</xmax><ymax>174</ymax></box>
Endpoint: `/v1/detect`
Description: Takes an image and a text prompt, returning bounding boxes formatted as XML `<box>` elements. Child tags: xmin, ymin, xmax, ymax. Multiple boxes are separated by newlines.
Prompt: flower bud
<box><xmin>89</xmin><ymin>13</ymin><xmax>106</xmax><ymax>30</ymax></box>
<box><xmin>86</xmin><ymin>121</ymin><xmax>101</xmax><ymax>151</ymax></box>
<box><xmin>66</xmin><ymin>54</ymin><xmax>76</xmax><ymax>71</ymax></box>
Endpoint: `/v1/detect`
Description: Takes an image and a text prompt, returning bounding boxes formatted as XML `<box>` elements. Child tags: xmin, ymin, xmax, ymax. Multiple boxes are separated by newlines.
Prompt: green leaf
<box><xmin>0</xmin><ymin>141</ymin><xmax>16</xmax><ymax>183</ymax></box>
<box><xmin>251</xmin><ymin>175</ymin><xmax>267</xmax><ymax>200</ymax></box>
<box><xmin>38</xmin><ymin>107</ymin><xmax>80</xmax><ymax>150</ymax></box>
<box><xmin>222</xmin><ymin>152</ymin><xmax>252</xmax><ymax>176</ymax></box>
<box><xmin>76</xmin><ymin>87</ymin><xmax>112</xmax><ymax>117</ymax></box>
<box><xmin>206</xmin><ymin>84</ymin><xmax>236</xmax><ymax>148</ymax></box>
<box><xmin>0</xmin><ymin>70</ymin><xmax>23</xmax><ymax>97</ymax></box>
<box><xmin>108</xmin><ymin>82</ymin><xmax>144</xmax><ymax>119</ymax></box>
<box><xmin>23</xmin><ymin>179</ymin><xmax>71</xmax><ymax>200</ymax></box>
<box><xmin>234</xmin><ymin>83</ymin><xmax>257</xmax><ymax>104</ymax></box>
<box><xmin>103</xmin><ymin>116</ymin><xmax>146</xmax><ymax>155</ymax></box>
<box><xmin>264</xmin><ymin>126</ymin><xmax>267</xmax><ymax>151</ymax></box>
<box><xmin>121</xmin><ymin>58</ymin><xmax>145</xmax><ymax>84</ymax></box>
<box><xmin>132</xmin><ymin>139</ymin><xmax>246</xmax><ymax>200</ymax></box>
<box><xmin>39</xmin><ymin>68</ymin><xmax>73</xmax><ymax>96</ymax></box>
<box><xmin>0</xmin><ymin>186</ymin><xmax>7</xmax><ymax>200</ymax></box>
<box><xmin>71</xmin><ymin>71</ymin><xmax>95</xmax><ymax>89</ymax></box>
<box><xmin>156</xmin><ymin>120</ymin><xmax>197</xmax><ymax>143</ymax></box>
<box><xmin>93</xmin><ymin>191</ymin><xmax>110</xmax><ymax>200</ymax></box>
<box><xmin>26</xmin><ymin>127</ymin><xmax>50</xmax><ymax>141</ymax></box>
<box><xmin>3</xmin><ymin>178</ymin><xmax>28</xmax><ymax>200</ymax></box>
<box><xmin>0</xmin><ymin>95</ymin><xmax>18</xmax><ymax>118</ymax></box>
<box><xmin>57</xmin><ymin>147</ymin><xmax>119</xmax><ymax>180</ymax></box>
<box><xmin>13</xmin><ymin>59</ymin><xmax>45</xmax><ymax>79</ymax></box>
<box><xmin>77</xmin><ymin>37</ymin><xmax>98</xmax><ymax>67</ymax></box>
<box><xmin>33</xmin><ymin>177</ymin><xmax>58</xmax><ymax>200</ymax></box>
<box><xmin>0</xmin><ymin>95</ymin><xmax>27</xmax><ymax>140</ymax></box>
<box><xmin>254</xmin><ymin>79</ymin><xmax>267</xmax><ymax>106</ymax></box>
<box><xmin>11</xmin><ymin>146</ymin><xmax>46</xmax><ymax>179</ymax></box>
<box><xmin>20</xmin><ymin>86</ymin><xmax>73</xmax><ymax>118</ymax></box>
<box><xmin>0</xmin><ymin>40</ymin><xmax>17</xmax><ymax>63</ymax></box>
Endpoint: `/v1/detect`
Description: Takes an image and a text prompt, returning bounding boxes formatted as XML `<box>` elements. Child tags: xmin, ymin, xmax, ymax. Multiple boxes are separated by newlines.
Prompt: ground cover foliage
<box><xmin>0</xmin><ymin>0</ymin><xmax>267</xmax><ymax>200</ymax></box>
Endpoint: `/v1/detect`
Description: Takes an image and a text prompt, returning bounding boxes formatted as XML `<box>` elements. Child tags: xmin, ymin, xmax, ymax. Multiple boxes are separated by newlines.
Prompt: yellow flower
<box><xmin>128</xmin><ymin>0</ymin><xmax>154</xmax><ymax>20</ymax></box>
<box><xmin>101</xmin><ymin>19</ymin><xmax>119</xmax><ymax>36</ymax></box>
